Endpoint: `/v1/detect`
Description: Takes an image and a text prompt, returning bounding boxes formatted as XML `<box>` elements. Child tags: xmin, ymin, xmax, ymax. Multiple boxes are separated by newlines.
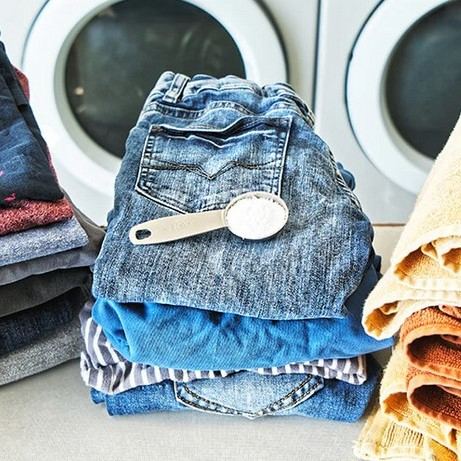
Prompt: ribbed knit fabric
<box><xmin>0</xmin><ymin>67</ymin><xmax>74</xmax><ymax>236</ymax></box>
<box><xmin>0</xmin><ymin>198</ymin><xmax>74</xmax><ymax>236</ymax></box>
<box><xmin>362</xmin><ymin>110</ymin><xmax>461</xmax><ymax>339</ymax></box>
<box><xmin>354</xmin><ymin>403</ymin><xmax>457</xmax><ymax>460</ymax></box>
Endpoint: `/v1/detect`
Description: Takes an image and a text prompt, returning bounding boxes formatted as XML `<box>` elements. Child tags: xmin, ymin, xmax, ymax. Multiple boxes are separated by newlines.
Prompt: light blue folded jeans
<box><xmin>93</xmin><ymin>72</ymin><xmax>373</xmax><ymax>320</ymax></box>
<box><xmin>91</xmin><ymin>354</ymin><xmax>380</xmax><ymax>421</ymax></box>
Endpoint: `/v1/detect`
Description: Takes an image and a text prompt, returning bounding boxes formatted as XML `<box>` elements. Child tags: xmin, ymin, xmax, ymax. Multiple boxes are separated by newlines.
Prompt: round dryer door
<box><xmin>347</xmin><ymin>0</ymin><xmax>461</xmax><ymax>194</ymax></box>
<box><xmin>22</xmin><ymin>0</ymin><xmax>287</xmax><ymax>224</ymax></box>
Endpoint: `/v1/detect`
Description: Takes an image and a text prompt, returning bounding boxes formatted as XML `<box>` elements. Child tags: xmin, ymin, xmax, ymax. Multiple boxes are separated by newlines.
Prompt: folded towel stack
<box><xmin>0</xmin><ymin>43</ymin><xmax>105</xmax><ymax>385</ymax></box>
<box><xmin>82</xmin><ymin>72</ymin><xmax>392</xmax><ymax>420</ymax></box>
<box><xmin>355</xmin><ymin>111</ymin><xmax>461</xmax><ymax>459</ymax></box>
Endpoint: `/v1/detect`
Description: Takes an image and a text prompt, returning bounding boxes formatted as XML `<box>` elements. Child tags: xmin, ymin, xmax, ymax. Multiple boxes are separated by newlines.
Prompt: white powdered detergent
<box><xmin>225</xmin><ymin>195</ymin><xmax>288</xmax><ymax>240</ymax></box>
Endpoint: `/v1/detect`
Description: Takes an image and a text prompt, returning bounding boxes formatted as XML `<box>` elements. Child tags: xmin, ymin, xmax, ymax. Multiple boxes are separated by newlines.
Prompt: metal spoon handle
<box><xmin>129</xmin><ymin>209</ymin><xmax>226</xmax><ymax>245</ymax></box>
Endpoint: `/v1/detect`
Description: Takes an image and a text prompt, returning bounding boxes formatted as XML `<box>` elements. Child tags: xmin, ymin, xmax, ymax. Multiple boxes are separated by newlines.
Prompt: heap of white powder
<box><xmin>225</xmin><ymin>195</ymin><xmax>288</xmax><ymax>240</ymax></box>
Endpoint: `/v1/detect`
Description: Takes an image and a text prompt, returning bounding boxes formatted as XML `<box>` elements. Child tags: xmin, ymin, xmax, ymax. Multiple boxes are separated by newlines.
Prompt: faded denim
<box><xmin>92</xmin><ymin>255</ymin><xmax>393</xmax><ymax>370</ymax></box>
<box><xmin>93</xmin><ymin>72</ymin><xmax>373</xmax><ymax>320</ymax></box>
<box><xmin>0</xmin><ymin>314</ymin><xmax>83</xmax><ymax>386</ymax></box>
<box><xmin>91</xmin><ymin>354</ymin><xmax>380</xmax><ymax>421</ymax></box>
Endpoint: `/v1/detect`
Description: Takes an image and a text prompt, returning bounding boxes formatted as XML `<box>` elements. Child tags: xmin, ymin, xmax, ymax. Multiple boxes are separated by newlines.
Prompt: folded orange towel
<box><xmin>380</xmin><ymin>342</ymin><xmax>458</xmax><ymax>452</ymax></box>
<box><xmin>363</xmin><ymin>111</ymin><xmax>461</xmax><ymax>339</ymax></box>
<box><xmin>401</xmin><ymin>306</ymin><xmax>461</xmax><ymax>380</ymax></box>
<box><xmin>406</xmin><ymin>362</ymin><xmax>461</xmax><ymax>430</ymax></box>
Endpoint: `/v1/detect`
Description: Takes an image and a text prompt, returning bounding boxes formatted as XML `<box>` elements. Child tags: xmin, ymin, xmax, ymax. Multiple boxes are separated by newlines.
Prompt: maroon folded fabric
<box><xmin>0</xmin><ymin>68</ymin><xmax>73</xmax><ymax>236</ymax></box>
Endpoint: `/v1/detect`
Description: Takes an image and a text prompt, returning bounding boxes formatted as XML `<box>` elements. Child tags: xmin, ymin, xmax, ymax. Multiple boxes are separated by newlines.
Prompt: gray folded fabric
<box><xmin>0</xmin><ymin>267</ymin><xmax>91</xmax><ymax>318</ymax></box>
<box><xmin>0</xmin><ymin>202</ymin><xmax>105</xmax><ymax>286</ymax></box>
<box><xmin>0</xmin><ymin>216</ymin><xmax>89</xmax><ymax>267</ymax></box>
<box><xmin>0</xmin><ymin>314</ymin><xmax>83</xmax><ymax>386</ymax></box>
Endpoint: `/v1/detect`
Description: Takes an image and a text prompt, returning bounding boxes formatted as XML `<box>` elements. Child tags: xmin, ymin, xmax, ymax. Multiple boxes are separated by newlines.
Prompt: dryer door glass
<box><xmin>65</xmin><ymin>0</ymin><xmax>245</xmax><ymax>159</ymax></box>
<box><xmin>385</xmin><ymin>1</ymin><xmax>461</xmax><ymax>160</ymax></box>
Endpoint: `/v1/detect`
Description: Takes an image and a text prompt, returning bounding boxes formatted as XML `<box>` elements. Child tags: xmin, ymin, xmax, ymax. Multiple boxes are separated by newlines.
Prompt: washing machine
<box><xmin>1</xmin><ymin>0</ymin><xmax>317</xmax><ymax>224</ymax></box>
<box><xmin>315</xmin><ymin>0</ymin><xmax>461</xmax><ymax>223</ymax></box>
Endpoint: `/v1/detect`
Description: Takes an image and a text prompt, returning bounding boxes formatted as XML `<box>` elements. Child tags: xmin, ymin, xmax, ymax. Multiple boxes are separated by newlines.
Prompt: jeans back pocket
<box><xmin>135</xmin><ymin>116</ymin><xmax>291</xmax><ymax>213</ymax></box>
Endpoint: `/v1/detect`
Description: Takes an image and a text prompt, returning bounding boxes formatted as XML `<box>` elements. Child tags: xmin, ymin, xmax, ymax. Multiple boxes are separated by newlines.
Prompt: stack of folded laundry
<box><xmin>83</xmin><ymin>72</ymin><xmax>392</xmax><ymax>420</ymax></box>
<box><xmin>0</xmin><ymin>42</ymin><xmax>105</xmax><ymax>385</ymax></box>
<box><xmin>355</xmin><ymin>112</ymin><xmax>461</xmax><ymax>459</ymax></box>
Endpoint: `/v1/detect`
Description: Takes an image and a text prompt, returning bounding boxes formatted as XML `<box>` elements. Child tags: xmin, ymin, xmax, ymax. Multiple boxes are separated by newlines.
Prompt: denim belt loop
<box><xmin>162</xmin><ymin>73</ymin><xmax>191</xmax><ymax>103</ymax></box>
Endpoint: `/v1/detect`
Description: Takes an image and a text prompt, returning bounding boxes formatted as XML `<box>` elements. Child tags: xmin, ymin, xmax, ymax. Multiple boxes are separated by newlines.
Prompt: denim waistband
<box><xmin>142</xmin><ymin>71</ymin><xmax>315</xmax><ymax>127</ymax></box>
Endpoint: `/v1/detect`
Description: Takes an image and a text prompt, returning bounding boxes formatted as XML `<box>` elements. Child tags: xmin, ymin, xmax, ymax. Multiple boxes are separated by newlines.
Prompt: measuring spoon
<box><xmin>129</xmin><ymin>191</ymin><xmax>289</xmax><ymax>245</ymax></box>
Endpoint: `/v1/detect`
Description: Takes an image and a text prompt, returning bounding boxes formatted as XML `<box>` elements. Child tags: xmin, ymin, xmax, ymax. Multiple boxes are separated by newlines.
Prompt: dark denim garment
<box><xmin>0</xmin><ymin>314</ymin><xmax>84</xmax><ymax>386</ymax></box>
<box><xmin>0</xmin><ymin>286</ymin><xmax>88</xmax><ymax>357</ymax></box>
<box><xmin>91</xmin><ymin>354</ymin><xmax>380</xmax><ymax>421</ymax></box>
<box><xmin>0</xmin><ymin>267</ymin><xmax>91</xmax><ymax>318</ymax></box>
<box><xmin>93</xmin><ymin>72</ymin><xmax>373</xmax><ymax>320</ymax></box>
<box><xmin>0</xmin><ymin>42</ymin><xmax>62</xmax><ymax>204</ymax></box>
<box><xmin>92</xmin><ymin>255</ymin><xmax>393</xmax><ymax>370</ymax></box>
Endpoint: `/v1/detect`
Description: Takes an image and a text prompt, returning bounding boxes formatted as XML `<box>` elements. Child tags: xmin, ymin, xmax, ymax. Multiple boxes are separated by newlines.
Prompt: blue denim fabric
<box><xmin>91</xmin><ymin>354</ymin><xmax>380</xmax><ymax>421</ymax></box>
<box><xmin>93</xmin><ymin>72</ymin><xmax>373</xmax><ymax>320</ymax></box>
<box><xmin>0</xmin><ymin>216</ymin><xmax>89</xmax><ymax>267</ymax></box>
<box><xmin>0</xmin><ymin>201</ymin><xmax>105</xmax><ymax>285</ymax></box>
<box><xmin>0</xmin><ymin>286</ymin><xmax>88</xmax><ymax>356</ymax></box>
<box><xmin>92</xmin><ymin>254</ymin><xmax>393</xmax><ymax>370</ymax></box>
<box><xmin>0</xmin><ymin>42</ymin><xmax>62</xmax><ymax>204</ymax></box>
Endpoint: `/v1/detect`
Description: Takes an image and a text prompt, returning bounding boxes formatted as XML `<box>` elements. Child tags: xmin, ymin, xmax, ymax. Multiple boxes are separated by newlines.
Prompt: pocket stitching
<box><xmin>136</xmin><ymin>117</ymin><xmax>291</xmax><ymax>213</ymax></box>
<box><xmin>174</xmin><ymin>374</ymin><xmax>322</xmax><ymax>417</ymax></box>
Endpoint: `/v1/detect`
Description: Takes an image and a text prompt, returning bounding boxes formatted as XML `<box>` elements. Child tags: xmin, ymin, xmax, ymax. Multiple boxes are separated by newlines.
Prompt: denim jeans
<box><xmin>91</xmin><ymin>354</ymin><xmax>380</xmax><ymax>420</ymax></box>
<box><xmin>0</xmin><ymin>286</ymin><xmax>88</xmax><ymax>356</ymax></box>
<box><xmin>93</xmin><ymin>72</ymin><xmax>373</xmax><ymax>320</ymax></box>
<box><xmin>0</xmin><ymin>201</ymin><xmax>105</xmax><ymax>285</ymax></box>
<box><xmin>0</xmin><ymin>42</ymin><xmax>62</xmax><ymax>204</ymax></box>
<box><xmin>92</xmin><ymin>254</ymin><xmax>393</xmax><ymax>370</ymax></box>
